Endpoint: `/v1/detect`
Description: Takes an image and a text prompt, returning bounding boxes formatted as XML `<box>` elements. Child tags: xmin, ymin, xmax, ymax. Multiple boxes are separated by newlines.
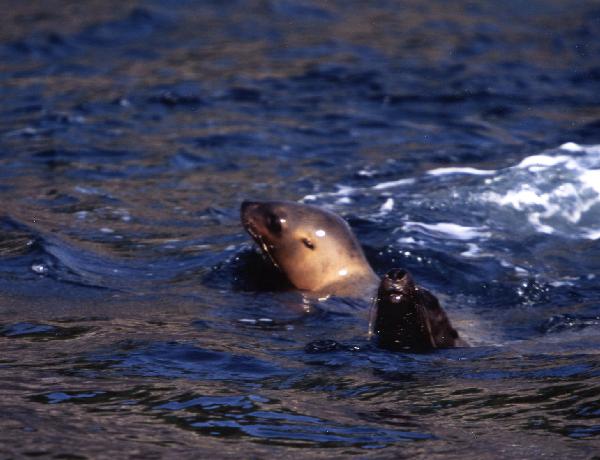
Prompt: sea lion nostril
<box><xmin>241</xmin><ymin>200</ymin><xmax>258</xmax><ymax>212</ymax></box>
<box><xmin>387</xmin><ymin>268</ymin><xmax>408</xmax><ymax>281</ymax></box>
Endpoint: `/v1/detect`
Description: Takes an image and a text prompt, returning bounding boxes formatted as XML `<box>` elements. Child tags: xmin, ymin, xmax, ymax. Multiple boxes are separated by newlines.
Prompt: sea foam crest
<box><xmin>303</xmin><ymin>142</ymin><xmax>600</xmax><ymax>240</ymax></box>
<box><xmin>402</xmin><ymin>222</ymin><xmax>491</xmax><ymax>241</ymax></box>
<box><xmin>479</xmin><ymin>142</ymin><xmax>600</xmax><ymax>238</ymax></box>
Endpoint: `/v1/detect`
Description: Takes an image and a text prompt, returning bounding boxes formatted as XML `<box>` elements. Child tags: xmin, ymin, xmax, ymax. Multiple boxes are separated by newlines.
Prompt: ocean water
<box><xmin>1</xmin><ymin>1</ymin><xmax>599</xmax><ymax>458</ymax></box>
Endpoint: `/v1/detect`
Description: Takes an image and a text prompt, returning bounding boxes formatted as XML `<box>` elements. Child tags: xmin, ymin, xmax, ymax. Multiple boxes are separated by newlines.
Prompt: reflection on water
<box><xmin>1</xmin><ymin>0</ymin><xmax>600</xmax><ymax>458</ymax></box>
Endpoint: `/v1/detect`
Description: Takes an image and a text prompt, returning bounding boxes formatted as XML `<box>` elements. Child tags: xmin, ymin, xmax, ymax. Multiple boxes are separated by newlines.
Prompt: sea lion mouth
<box><xmin>241</xmin><ymin>207</ymin><xmax>281</xmax><ymax>271</ymax></box>
<box><xmin>243</xmin><ymin>220</ymin><xmax>278</xmax><ymax>266</ymax></box>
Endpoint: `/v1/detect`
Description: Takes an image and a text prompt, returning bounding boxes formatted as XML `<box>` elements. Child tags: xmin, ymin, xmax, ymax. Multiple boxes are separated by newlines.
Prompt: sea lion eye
<box><xmin>266</xmin><ymin>213</ymin><xmax>282</xmax><ymax>234</ymax></box>
<box><xmin>302</xmin><ymin>238</ymin><xmax>315</xmax><ymax>250</ymax></box>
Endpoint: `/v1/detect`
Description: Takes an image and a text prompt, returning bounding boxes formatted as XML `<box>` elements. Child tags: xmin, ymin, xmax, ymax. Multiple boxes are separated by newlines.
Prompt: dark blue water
<box><xmin>1</xmin><ymin>1</ymin><xmax>600</xmax><ymax>458</ymax></box>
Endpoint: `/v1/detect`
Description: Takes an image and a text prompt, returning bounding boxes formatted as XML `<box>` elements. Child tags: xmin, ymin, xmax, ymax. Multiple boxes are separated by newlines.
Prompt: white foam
<box><xmin>301</xmin><ymin>177</ymin><xmax>413</xmax><ymax>203</ymax></box>
<box><xmin>427</xmin><ymin>166</ymin><xmax>496</xmax><ymax>176</ymax></box>
<box><xmin>514</xmin><ymin>266</ymin><xmax>529</xmax><ymax>276</ymax></box>
<box><xmin>560</xmin><ymin>142</ymin><xmax>583</xmax><ymax>152</ymax></box>
<box><xmin>527</xmin><ymin>213</ymin><xmax>555</xmax><ymax>234</ymax></box>
<box><xmin>303</xmin><ymin>142</ymin><xmax>600</xmax><ymax>241</ymax></box>
<box><xmin>372</xmin><ymin>178</ymin><xmax>415</xmax><ymax>190</ymax></box>
<box><xmin>478</xmin><ymin>143</ymin><xmax>600</xmax><ymax>238</ymax></box>
<box><xmin>301</xmin><ymin>184</ymin><xmax>359</xmax><ymax>202</ymax></box>
<box><xmin>75</xmin><ymin>186</ymin><xmax>105</xmax><ymax>195</ymax></box>
<box><xmin>581</xmin><ymin>169</ymin><xmax>600</xmax><ymax>194</ymax></box>
<box><xmin>357</xmin><ymin>169</ymin><xmax>376</xmax><ymax>177</ymax></box>
<box><xmin>584</xmin><ymin>230</ymin><xmax>600</xmax><ymax>240</ymax></box>
<box><xmin>397</xmin><ymin>236</ymin><xmax>417</xmax><ymax>244</ymax></box>
<box><xmin>549</xmin><ymin>279</ymin><xmax>575</xmax><ymax>287</ymax></box>
<box><xmin>31</xmin><ymin>263</ymin><xmax>48</xmax><ymax>274</ymax></box>
<box><xmin>560</xmin><ymin>142</ymin><xmax>600</xmax><ymax>154</ymax></box>
<box><xmin>403</xmin><ymin>221</ymin><xmax>491</xmax><ymax>240</ymax></box>
<box><xmin>517</xmin><ymin>154</ymin><xmax>571</xmax><ymax>169</ymax></box>
<box><xmin>379</xmin><ymin>198</ymin><xmax>394</xmax><ymax>213</ymax></box>
<box><xmin>460</xmin><ymin>243</ymin><xmax>483</xmax><ymax>257</ymax></box>
<box><xmin>486</xmin><ymin>186</ymin><xmax>550</xmax><ymax>210</ymax></box>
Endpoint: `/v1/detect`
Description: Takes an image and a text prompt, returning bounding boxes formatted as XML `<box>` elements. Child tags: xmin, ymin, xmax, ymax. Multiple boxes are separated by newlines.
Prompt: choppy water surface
<box><xmin>1</xmin><ymin>1</ymin><xmax>600</xmax><ymax>458</ymax></box>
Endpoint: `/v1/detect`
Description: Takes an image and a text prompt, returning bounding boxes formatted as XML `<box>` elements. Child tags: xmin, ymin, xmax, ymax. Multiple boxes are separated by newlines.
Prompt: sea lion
<box><xmin>240</xmin><ymin>200</ymin><xmax>465</xmax><ymax>351</ymax></box>
<box><xmin>240</xmin><ymin>200</ymin><xmax>379</xmax><ymax>298</ymax></box>
<box><xmin>371</xmin><ymin>268</ymin><xmax>466</xmax><ymax>351</ymax></box>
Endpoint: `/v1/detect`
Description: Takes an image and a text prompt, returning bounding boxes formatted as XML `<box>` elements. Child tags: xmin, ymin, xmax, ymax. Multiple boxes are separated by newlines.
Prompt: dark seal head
<box><xmin>371</xmin><ymin>268</ymin><xmax>464</xmax><ymax>352</ymax></box>
<box><xmin>241</xmin><ymin>200</ymin><xmax>378</xmax><ymax>298</ymax></box>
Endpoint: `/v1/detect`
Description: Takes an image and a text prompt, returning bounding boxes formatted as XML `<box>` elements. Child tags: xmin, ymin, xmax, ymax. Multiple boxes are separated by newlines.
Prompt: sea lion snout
<box><xmin>381</xmin><ymin>268</ymin><xmax>415</xmax><ymax>295</ymax></box>
<box><xmin>240</xmin><ymin>200</ymin><xmax>260</xmax><ymax>225</ymax></box>
<box><xmin>240</xmin><ymin>201</ymin><xmax>287</xmax><ymax>239</ymax></box>
<box><xmin>240</xmin><ymin>200</ymin><xmax>259</xmax><ymax>215</ymax></box>
<box><xmin>385</xmin><ymin>268</ymin><xmax>409</xmax><ymax>284</ymax></box>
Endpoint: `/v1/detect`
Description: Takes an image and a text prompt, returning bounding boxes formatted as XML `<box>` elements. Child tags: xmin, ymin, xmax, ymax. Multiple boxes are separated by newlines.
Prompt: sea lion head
<box><xmin>372</xmin><ymin>268</ymin><xmax>435</xmax><ymax>351</ymax></box>
<box><xmin>241</xmin><ymin>200</ymin><xmax>375</xmax><ymax>295</ymax></box>
<box><xmin>375</xmin><ymin>268</ymin><xmax>420</xmax><ymax>317</ymax></box>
